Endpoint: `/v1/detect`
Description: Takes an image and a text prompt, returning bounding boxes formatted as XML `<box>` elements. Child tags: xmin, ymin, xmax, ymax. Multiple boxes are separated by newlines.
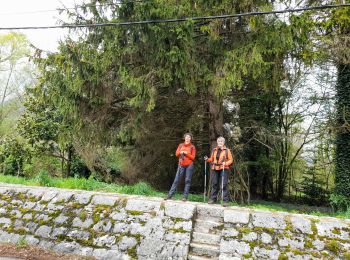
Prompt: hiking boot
<box><xmin>182</xmin><ymin>197</ymin><xmax>187</xmax><ymax>202</ymax></box>
<box><xmin>223</xmin><ymin>202</ymin><xmax>229</xmax><ymax>207</ymax></box>
<box><xmin>208</xmin><ymin>199</ymin><xmax>215</xmax><ymax>204</ymax></box>
<box><xmin>164</xmin><ymin>196</ymin><xmax>172</xmax><ymax>201</ymax></box>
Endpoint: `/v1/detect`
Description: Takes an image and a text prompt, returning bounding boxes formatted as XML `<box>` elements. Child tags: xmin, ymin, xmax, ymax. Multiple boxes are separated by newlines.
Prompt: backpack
<box><xmin>211</xmin><ymin>147</ymin><xmax>229</xmax><ymax>163</ymax></box>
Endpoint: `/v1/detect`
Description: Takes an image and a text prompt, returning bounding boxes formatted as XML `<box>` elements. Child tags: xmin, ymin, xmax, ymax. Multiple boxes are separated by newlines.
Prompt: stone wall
<box><xmin>0</xmin><ymin>183</ymin><xmax>349</xmax><ymax>259</ymax></box>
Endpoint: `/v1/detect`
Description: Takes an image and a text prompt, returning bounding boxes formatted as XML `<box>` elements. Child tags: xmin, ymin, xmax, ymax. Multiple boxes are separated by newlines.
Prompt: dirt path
<box><xmin>0</xmin><ymin>244</ymin><xmax>94</xmax><ymax>260</ymax></box>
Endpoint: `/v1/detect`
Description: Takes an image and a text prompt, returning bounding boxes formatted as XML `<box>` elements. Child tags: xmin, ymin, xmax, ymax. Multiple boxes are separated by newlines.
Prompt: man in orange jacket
<box><xmin>165</xmin><ymin>133</ymin><xmax>196</xmax><ymax>201</ymax></box>
<box><xmin>204</xmin><ymin>136</ymin><xmax>233</xmax><ymax>207</ymax></box>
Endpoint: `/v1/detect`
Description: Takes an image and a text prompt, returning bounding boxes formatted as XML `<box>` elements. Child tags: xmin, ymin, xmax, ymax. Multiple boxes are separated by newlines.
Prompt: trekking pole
<box><xmin>204</xmin><ymin>160</ymin><xmax>207</xmax><ymax>202</ymax></box>
<box><xmin>221</xmin><ymin>166</ymin><xmax>224</xmax><ymax>205</ymax></box>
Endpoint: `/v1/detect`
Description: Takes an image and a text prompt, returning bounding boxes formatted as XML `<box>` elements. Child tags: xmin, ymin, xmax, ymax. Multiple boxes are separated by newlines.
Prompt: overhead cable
<box><xmin>0</xmin><ymin>4</ymin><xmax>349</xmax><ymax>30</ymax></box>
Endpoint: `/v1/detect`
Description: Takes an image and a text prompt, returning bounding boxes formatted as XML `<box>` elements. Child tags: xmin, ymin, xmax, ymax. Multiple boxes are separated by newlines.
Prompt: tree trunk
<box><xmin>334</xmin><ymin>63</ymin><xmax>350</xmax><ymax>201</ymax></box>
<box><xmin>0</xmin><ymin>65</ymin><xmax>14</xmax><ymax>121</ymax></box>
<box><xmin>66</xmin><ymin>145</ymin><xmax>73</xmax><ymax>177</ymax></box>
<box><xmin>208</xmin><ymin>95</ymin><xmax>224</xmax><ymax>149</ymax></box>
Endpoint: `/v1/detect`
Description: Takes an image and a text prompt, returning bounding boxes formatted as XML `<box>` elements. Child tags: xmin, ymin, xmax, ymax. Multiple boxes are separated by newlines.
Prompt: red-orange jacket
<box><xmin>176</xmin><ymin>142</ymin><xmax>196</xmax><ymax>167</ymax></box>
<box><xmin>207</xmin><ymin>146</ymin><xmax>233</xmax><ymax>170</ymax></box>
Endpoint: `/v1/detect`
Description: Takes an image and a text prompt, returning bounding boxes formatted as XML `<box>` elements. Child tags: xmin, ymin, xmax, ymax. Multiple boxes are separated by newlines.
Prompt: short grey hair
<box><xmin>217</xmin><ymin>136</ymin><xmax>225</xmax><ymax>143</ymax></box>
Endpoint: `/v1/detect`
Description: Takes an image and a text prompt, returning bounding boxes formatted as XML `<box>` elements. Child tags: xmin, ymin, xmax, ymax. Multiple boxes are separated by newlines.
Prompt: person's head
<box><xmin>183</xmin><ymin>133</ymin><xmax>193</xmax><ymax>144</ymax></box>
<box><xmin>217</xmin><ymin>136</ymin><xmax>225</xmax><ymax>148</ymax></box>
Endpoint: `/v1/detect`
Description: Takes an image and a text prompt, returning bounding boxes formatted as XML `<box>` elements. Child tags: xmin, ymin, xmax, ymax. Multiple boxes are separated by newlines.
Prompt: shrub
<box><xmin>35</xmin><ymin>170</ymin><xmax>53</xmax><ymax>187</ymax></box>
<box><xmin>329</xmin><ymin>193</ymin><xmax>350</xmax><ymax>212</ymax></box>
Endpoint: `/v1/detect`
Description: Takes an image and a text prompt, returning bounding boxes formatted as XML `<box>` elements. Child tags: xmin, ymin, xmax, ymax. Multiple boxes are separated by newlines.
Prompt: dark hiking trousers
<box><xmin>168</xmin><ymin>163</ymin><xmax>194</xmax><ymax>199</ymax></box>
<box><xmin>210</xmin><ymin>169</ymin><xmax>230</xmax><ymax>202</ymax></box>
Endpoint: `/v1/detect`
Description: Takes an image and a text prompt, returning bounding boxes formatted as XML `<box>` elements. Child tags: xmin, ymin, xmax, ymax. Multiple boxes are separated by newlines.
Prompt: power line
<box><xmin>0</xmin><ymin>4</ymin><xmax>349</xmax><ymax>30</ymax></box>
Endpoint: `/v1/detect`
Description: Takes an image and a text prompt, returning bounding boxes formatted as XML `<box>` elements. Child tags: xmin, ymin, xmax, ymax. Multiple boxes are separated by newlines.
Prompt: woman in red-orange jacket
<box><xmin>165</xmin><ymin>133</ymin><xmax>196</xmax><ymax>201</ymax></box>
<box><xmin>204</xmin><ymin>136</ymin><xmax>233</xmax><ymax>207</ymax></box>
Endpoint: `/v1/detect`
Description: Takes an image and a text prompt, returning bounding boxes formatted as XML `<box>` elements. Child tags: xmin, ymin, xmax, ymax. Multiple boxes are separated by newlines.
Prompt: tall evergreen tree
<box><xmin>34</xmin><ymin>0</ymin><xmax>313</xmax><ymax>191</ymax></box>
<box><xmin>314</xmin><ymin>1</ymin><xmax>350</xmax><ymax>207</ymax></box>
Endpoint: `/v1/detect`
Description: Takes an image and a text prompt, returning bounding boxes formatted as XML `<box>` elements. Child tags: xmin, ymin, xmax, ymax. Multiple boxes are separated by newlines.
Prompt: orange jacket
<box><xmin>207</xmin><ymin>146</ymin><xmax>233</xmax><ymax>170</ymax></box>
<box><xmin>176</xmin><ymin>142</ymin><xmax>196</xmax><ymax>167</ymax></box>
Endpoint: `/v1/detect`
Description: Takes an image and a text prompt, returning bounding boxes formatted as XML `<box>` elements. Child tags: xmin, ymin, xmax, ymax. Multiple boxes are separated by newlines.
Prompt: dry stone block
<box><xmin>93</xmin><ymin>220</ymin><xmax>112</xmax><ymax>233</ymax></box>
<box><xmin>290</xmin><ymin>215</ymin><xmax>312</xmax><ymax>234</ymax></box>
<box><xmin>164</xmin><ymin>202</ymin><xmax>195</xmax><ymax>220</ymax></box>
<box><xmin>242</xmin><ymin>232</ymin><xmax>258</xmax><ymax>242</ymax></box>
<box><xmin>54</xmin><ymin>241</ymin><xmax>82</xmax><ymax>254</ymax></box>
<box><xmin>93</xmin><ymin>235</ymin><xmax>116</xmax><ymax>247</ymax></box>
<box><xmin>67</xmin><ymin>230</ymin><xmax>91</xmax><ymax>241</ymax></box>
<box><xmin>174</xmin><ymin>220</ymin><xmax>192</xmax><ymax>232</ymax></box>
<box><xmin>286</xmin><ymin>252</ymin><xmax>315</xmax><ymax>260</ymax></box>
<box><xmin>73</xmin><ymin>193</ymin><xmax>92</xmax><ymax>205</ymax></box>
<box><xmin>39</xmin><ymin>239</ymin><xmax>54</xmax><ymax>249</ymax></box>
<box><xmin>93</xmin><ymin>249</ymin><xmax>128</xmax><ymax>260</ymax></box>
<box><xmin>91</xmin><ymin>195</ymin><xmax>118</xmax><ymax>206</ymax></box>
<box><xmin>35</xmin><ymin>225</ymin><xmax>51</xmax><ymax>238</ymax></box>
<box><xmin>252</xmin><ymin>212</ymin><xmax>286</xmax><ymax>229</ymax></box>
<box><xmin>0</xmin><ymin>230</ymin><xmax>20</xmax><ymax>244</ymax></box>
<box><xmin>224</xmin><ymin>209</ymin><xmax>250</xmax><ymax>224</ymax></box>
<box><xmin>52</xmin><ymin>192</ymin><xmax>74</xmax><ymax>203</ymax></box>
<box><xmin>197</xmin><ymin>204</ymin><xmax>224</xmax><ymax>219</ymax></box>
<box><xmin>316</xmin><ymin>219</ymin><xmax>349</xmax><ymax>240</ymax></box>
<box><xmin>111</xmin><ymin>211</ymin><xmax>127</xmax><ymax>221</ymax></box>
<box><xmin>23</xmin><ymin>213</ymin><xmax>32</xmax><ymax>221</ymax></box>
<box><xmin>312</xmin><ymin>239</ymin><xmax>325</xmax><ymax>250</ymax></box>
<box><xmin>219</xmin><ymin>254</ymin><xmax>241</xmax><ymax>260</ymax></box>
<box><xmin>278</xmin><ymin>236</ymin><xmax>304</xmax><ymax>249</ymax></box>
<box><xmin>0</xmin><ymin>187</ymin><xmax>9</xmax><ymax>194</ymax></box>
<box><xmin>129</xmin><ymin>222</ymin><xmax>146</xmax><ymax>235</ymax></box>
<box><xmin>118</xmin><ymin>236</ymin><xmax>137</xmax><ymax>250</ymax></box>
<box><xmin>55</xmin><ymin>215</ymin><xmax>69</xmax><ymax>225</ymax></box>
<box><xmin>260</xmin><ymin>233</ymin><xmax>272</xmax><ymax>244</ymax></box>
<box><xmin>138</xmin><ymin>237</ymin><xmax>164</xmax><ymax>258</ymax></box>
<box><xmin>13</xmin><ymin>220</ymin><xmax>24</xmax><ymax>229</ymax></box>
<box><xmin>72</xmin><ymin>217</ymin><xmax>93</xmax><ymax>229</ymax></box>
<box><xmin>80</xmin><ymin>247</ymin><xmax>94</xmax><ymax>256</ymax></box>
<box><xmin>47</xmin><ymin>203</ymin><xmax>64</xmax><ymax>211</ymax></box>
<box><xmin>222</xmin><ymin>227</ymin><xmax>239</xmax><ymax>237</ymax></box>
<box><xmin>25</xmin><ymin>235</ymin><xmax>39</xmax><ymax>245</ymax></box>
<box><xmin>159</xmin><ymin>242</ymin><xmax>189</xmax><ymax>259</ymax></box>
<box><xmin>165</xmin><ymin>231</ymin><xmax>191</xmax><ymax>244</ymax></box>
<box><xmin>22</xmin><ymin>201</ymin><xmax>36</xmax><ymax>209</ymax></box>
<box><xmin>220</xmin><ymin>239</ymin><xmax>250</xmax><ymax>255</ymax></box>
<box><xmin>27</xmin><ymin>189</ymin><xmax>44</xmax><ymax>199</ymax></box>
<box><xmin>40</xmin><ymin>190</ymin><xmax>57</xmax><ymax>201</ymax></box>
<box><xmin>25</xmin><ymin>222</ymin><xmax>37</xmax><ymax>233</ymax></box>
<box><xmin>51</xmin><ymin>227</ymin><xmax>68</xmax><ymax>239</ymax></box>
<box><xmin>126</xmin><ymin>198</ymin><xmax>160</xmax><ymax>212</ymax></box>
<box><xmin>113</xmin><ymin>222</ymin><xmax>130</xmax><ymax>234</ymax></box>
<box><xmin>253</xmin><ymin>247</ymin><xmax>280</xmax><ymax>259</ymax></box>
<box><xmin>0</xmin><ymin>217</ymin><xmax>11</xmax><ymax>226</ymax></box>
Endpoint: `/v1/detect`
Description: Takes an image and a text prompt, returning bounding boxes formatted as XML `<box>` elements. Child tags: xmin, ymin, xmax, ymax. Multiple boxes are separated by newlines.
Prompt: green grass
<box><xmin>0</xmin><ymin>174</ymin><xmax>164</xmax><ymax>197</ymax></box>
<box><xmin>0</xmin><ymin>174</ymin><xmax>348</xmax><ymax>218</ymax></box>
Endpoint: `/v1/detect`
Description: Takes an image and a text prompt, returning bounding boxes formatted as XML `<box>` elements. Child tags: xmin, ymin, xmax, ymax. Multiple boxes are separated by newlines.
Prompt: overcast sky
<box><xmin>0</xmin><ymin>0</ymin><xmax>83</xmax><ymax>51</ymax></box>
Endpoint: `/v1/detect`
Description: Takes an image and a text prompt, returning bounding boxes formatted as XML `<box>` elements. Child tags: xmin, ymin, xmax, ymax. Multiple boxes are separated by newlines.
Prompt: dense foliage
<box><xmin>0</xmin><ymin>1</ymin><xmax>349</xmax><ymax>211</ymax></box>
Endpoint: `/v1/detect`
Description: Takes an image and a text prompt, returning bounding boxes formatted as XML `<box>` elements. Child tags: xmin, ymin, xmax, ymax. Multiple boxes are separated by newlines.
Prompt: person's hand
<box><xmin>181</xmin><ymin>151</ymin><xmax>187</xmax><ymax>155</ymax></box>
<box><xmin>222</xmin><ymin>161</ymin><xmax>226</xmax><ymax>166</ymax></box>
<box><xmin>204</xmin><ymin>156</ymin><xmax>208</xmax><ymax>161</ymax></box>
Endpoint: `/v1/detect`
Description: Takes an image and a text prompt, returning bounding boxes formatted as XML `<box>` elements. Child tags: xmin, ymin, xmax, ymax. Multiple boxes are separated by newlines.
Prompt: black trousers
<box><xmin>210</xmin><ymin>169</ymin><xmax>230</xmax><ymax>202</ymax></box>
